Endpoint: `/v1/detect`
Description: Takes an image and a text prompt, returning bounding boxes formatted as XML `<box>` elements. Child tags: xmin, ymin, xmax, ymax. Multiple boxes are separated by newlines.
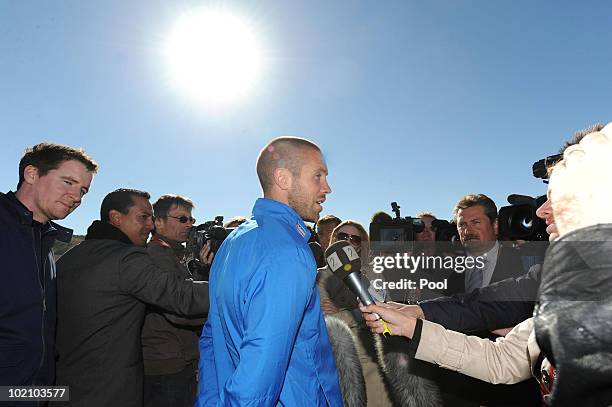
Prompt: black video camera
<box><xmin>498</xmin><ymin>194</ymin><xmax>548</xmax><ymax>241</ymax></box>
<box><xmin>369</xmin><ymin>202</ymin><xmax>424</xmax><ymax>252</ymax></box>
<box><xmin>497</xmin><ymin>151</ymin><xmax>561</xmax><ymax>241</ymax></box>
<box><xmin>532</xmin><ymin>154</ymin><xmax>562</xmax><ymax>183</ymax></box>
<box><xmin>185</xmin><ymin>216</ymin><xmax>234</xmax><ymax>275</ymax></box>
<box><xmin>431</xmin><ymin>219</ymin><xmax>464</xmax><ymax>255</ymax></box>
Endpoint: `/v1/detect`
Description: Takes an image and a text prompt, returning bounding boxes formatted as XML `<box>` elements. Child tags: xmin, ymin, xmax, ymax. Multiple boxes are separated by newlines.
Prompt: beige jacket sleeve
<box><xmin>414</xmin><ymin>317</ymin><xmax>534</xmax><ymax>385</ymax></box>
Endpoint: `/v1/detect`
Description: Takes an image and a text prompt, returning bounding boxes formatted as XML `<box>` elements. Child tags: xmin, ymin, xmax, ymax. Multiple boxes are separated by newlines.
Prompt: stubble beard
<box><xmin>288</xmin><ymin>187</ymin><xmax>318</xmax><ymax>223</ymax></box>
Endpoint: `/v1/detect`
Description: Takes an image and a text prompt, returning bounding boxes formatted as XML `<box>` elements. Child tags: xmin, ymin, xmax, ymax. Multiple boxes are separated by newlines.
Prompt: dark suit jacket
<box><xmin>445</xmin><ymin>242</ymin><xmax>528</xmax><ymax>296</ymax></box>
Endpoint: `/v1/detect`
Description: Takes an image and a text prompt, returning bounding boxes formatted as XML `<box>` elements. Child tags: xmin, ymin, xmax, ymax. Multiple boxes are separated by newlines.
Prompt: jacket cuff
<box><xmin>407</xmin><ymin>318</ymin><xmax>423</xmax><ymax>357</ymax></box>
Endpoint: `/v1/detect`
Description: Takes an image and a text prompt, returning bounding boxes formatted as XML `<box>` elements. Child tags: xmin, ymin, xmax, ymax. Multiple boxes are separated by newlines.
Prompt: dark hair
<box><xmin>453</xmin><ymin>194</ymin><xmax>497</xmax><ymax>223</ymax></box>
<box><xmin>331</xmin><ymin>220</ymin><xmax>370</xmax><ymax>260</ymax></box>
<box><xmin>18</xmin><ymin>143</ymin><xmax>98</xmax><ymax>189</ymax></box>
<box><xmin>152</xmin><ymin>194</ymin><xmax>194</xmax><ymax>219</ymax></box>
<box><xmin>316</xmin><ymin>214</ymin><xmax>342</xmax><ymax>231</ymax></box>
<box><xmin>370</xmin><ymin>211</ymin><xmax>392</xmax><ymax>223</ymax></box>
<box><xmin>256</xmin><ymin>137</ymin><xmax>321</xmax><ymax>193</ymax></box>
<box><xmin>100</xmin><ymin>188</ymin><xmax>150</xmax><ymax>222</ymax></box>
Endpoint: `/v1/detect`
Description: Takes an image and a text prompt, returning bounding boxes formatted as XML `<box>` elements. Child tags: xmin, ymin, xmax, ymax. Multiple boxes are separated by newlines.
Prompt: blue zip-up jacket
<box><xmin>0</xmin><ymin>191</ymin><xmax>72</xmax><ymax>387</ymax></box>
<box><xmin>196</xmin><ymin>198</ymin><xmax>342</xmax><ymax>407</ymax></box>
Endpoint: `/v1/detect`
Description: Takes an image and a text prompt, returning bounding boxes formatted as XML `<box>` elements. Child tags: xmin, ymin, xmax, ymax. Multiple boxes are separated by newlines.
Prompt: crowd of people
<box><xmin>1</xmin><ymin>122</ymin><xmax>611</xmax><ymax>406</ymax></box>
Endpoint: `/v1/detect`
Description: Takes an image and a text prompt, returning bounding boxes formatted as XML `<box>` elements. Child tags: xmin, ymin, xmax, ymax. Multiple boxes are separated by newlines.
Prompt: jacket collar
<box><xmin>252</xmin><ymin>198</ymin><xmax>311</xmax><ymax>242</ymax></box>
<box><xmin>2</xmin><ymin>191</ymin><xmax>73</xmax><ymax>243</ymax></box>
<box><xmin>85</xmin><ymin>220</ymin><xmax>133</xmax><ymax>245</ymax></box>
<box><xmin>150</xmin><ymin>234</ymin><xmax>186</xmax><ymax>257</ymax></box>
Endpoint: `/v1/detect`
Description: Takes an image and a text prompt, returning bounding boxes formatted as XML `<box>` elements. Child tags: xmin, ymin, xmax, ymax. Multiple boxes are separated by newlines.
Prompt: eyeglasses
<box><xmin>167</xmin><ymin>215</ymin><xmax>196</xmax><ymax>224</ymax></box>
<box><xmin>337</xmin><ymin>232</ymin><xmax>362</xmax><ymax>245</ymax></box>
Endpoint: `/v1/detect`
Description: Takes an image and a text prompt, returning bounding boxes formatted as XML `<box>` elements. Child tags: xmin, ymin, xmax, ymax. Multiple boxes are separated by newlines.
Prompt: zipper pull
<box><xmin>43</xmin><ymin>297</ymin><xmax>47</xmax><ymax>312</ymax></box>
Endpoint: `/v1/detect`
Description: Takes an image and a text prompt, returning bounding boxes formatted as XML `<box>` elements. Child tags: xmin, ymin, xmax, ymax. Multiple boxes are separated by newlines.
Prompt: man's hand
<box><xmin>549</xmin><ymin>122</ymin><xmax>612</xmax><ymax>237</ymax></box>
<box><xmin>199</xmin><ymin>241</ymin><xmax>214</xmax><ymax>265</ymax></box>
<box><xmin>384</xmin><ymin>302</ymin><xmax>425</xmax><ymax>319</ymax></box>
<box><xmin>360</xmin><ymin>302</ymin><xmax>417</xmax><ymax>338</ymax></box>
<box><xmin>320</xmin><ymin>298</ymin><xmax>341</xmax><ymax>315</ymax></box>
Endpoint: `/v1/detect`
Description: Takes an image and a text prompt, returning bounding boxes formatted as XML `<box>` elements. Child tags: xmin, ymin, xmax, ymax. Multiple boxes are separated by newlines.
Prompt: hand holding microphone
<box><xmin>324</xmin><ymin>241</ymin><xmax>392</xmax><ymax>337</ymax></box>
<box><xmin>359</xmin><ymin>303</ymin><xmax>418</xmax><ymax>339</ymax></box>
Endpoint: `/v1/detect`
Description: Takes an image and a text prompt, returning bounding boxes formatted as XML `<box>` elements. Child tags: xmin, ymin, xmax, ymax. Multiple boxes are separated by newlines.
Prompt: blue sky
<box><xmin>1</xmin><ymin>0</ymin><xmax>611</xmax><ymax>234</ymax></box>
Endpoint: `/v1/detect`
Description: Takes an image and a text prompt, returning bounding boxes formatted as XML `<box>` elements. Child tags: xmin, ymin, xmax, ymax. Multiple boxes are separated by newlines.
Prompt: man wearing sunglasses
<box><xmin>142</xmin><ymin>194</ymin><xmax>213</xmax><ymax>407</ymax></box>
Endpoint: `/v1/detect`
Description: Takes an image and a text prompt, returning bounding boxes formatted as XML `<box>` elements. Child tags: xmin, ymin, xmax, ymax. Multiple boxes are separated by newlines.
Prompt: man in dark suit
<box><xmin>438</xmin><ymin>193</ymin><xmax>540</xmax><ymax>406</ymax></box>
<box><xmin>446</xmin><ymin>194</ymin><xmax>528</xmax><ymax>296</ymax></box>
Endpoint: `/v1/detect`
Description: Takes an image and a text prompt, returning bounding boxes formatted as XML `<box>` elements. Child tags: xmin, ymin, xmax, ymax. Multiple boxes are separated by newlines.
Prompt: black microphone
<box><xmin>324</xmin><ymin>240</ymin><xmax>375</xmax><ymax>306</ymax></box>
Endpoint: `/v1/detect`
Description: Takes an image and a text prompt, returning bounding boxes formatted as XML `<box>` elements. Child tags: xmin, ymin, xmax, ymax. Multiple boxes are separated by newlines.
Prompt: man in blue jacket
<box><xmin>0</xmin><ymin>143</ymin><xmax>97</xmax><ymax>388</ymax></box>
<box><xmin>196</xmin><ymin>137</ymin><xmax>342</xmax><ymax>406</ymax></box>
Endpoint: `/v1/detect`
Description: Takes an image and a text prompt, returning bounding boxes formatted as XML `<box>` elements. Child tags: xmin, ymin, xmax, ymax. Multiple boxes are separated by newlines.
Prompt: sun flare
<box><xmin>164</xmin><ymin>9</ymin><xmax>263</xmax><ymax>106</ymax></box>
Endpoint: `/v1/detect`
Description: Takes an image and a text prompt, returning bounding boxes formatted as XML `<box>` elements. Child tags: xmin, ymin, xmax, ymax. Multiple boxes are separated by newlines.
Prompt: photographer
<box><xmin>142</xmin><ymin>194</ymin><xmax>213</xmax><ymax>407</ymax></box>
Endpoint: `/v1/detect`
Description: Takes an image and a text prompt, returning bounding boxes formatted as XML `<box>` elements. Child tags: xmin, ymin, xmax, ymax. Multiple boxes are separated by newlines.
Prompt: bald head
<box><xmin>256</xmin><ymin>137</ymin><xmax>322</xmax><ymax>194</ymax></box>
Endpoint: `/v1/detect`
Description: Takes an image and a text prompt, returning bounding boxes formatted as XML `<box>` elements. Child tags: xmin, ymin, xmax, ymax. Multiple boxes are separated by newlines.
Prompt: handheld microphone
<box><xmin>324</xmin><ymin>240</ymin><xmax>375</xmax><ymax>306</ymax></box>
<box><xmin>324</xmin><ymin>241</ymin><xmax>392</xmax><ymax>337</ymax></box>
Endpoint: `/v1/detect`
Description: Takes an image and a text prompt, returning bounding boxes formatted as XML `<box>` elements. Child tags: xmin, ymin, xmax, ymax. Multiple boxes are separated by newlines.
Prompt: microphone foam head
<box><xmin>324</xmin><ymin>240</ymin><xmax>361</xmax><ymax>280</ymax></box>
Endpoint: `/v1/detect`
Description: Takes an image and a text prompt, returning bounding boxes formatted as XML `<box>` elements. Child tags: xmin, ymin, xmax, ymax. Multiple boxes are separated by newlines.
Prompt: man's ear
<box><xmin>154</xmin><ymin>216</ymin><xmax>164</xmax><ymax>230</ymax></box>
<box><xmin>272</xmin><ymin>167</ymin><xmax>293</xmax><ymax>191</ymax></box>
<box><xmin>108</xmin><ymin>209</ymin><xmax>122</xmax><ymax>227</ymax></box>
<box><xmin>22</xmin><ymin>165</ymin><xmax>39</xmax><ymax>186</ymax></box>
<box><xmin>493</xmin><ymin>218</ymin><xmax>499</xmax><ymax>236</ymax></box>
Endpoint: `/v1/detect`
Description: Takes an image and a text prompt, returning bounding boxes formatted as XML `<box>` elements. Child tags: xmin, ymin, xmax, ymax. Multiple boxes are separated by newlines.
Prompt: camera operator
<box><xmin>142</xmin><ymin>194</ymin><xmax>213</xmax><ymax>407</ymax></box>
<box><xmin>414</xmin><ymin>211</ymin><xmax>436</xmax><ymax>256</ymax></box>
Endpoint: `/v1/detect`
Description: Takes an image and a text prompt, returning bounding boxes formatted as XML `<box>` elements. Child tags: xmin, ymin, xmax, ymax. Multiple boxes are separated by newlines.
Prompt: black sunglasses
<box><xmin>168</xmin><ymin>215</ymin><xmax>196</xmax><ymax>224</ymax></box>
<box><xmin>337</xmin><ymin>232</ymin><xmax>362</xmax><ymax>245</ymax></box>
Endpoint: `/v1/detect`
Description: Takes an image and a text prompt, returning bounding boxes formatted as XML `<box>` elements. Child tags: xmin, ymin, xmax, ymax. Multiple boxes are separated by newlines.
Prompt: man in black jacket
<box><xmin>0</xmin><ymin>143</ymin><xmax>97</xmax><ymax>391</ymax></box>
<box><xmin>54</xmin><ymin>189</ymin><xmax>210</xmax><ymax>407</ymax></box>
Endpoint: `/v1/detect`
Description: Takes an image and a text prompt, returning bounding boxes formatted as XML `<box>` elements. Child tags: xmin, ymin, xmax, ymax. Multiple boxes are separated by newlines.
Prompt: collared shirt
<box><xmin>465</xmin><ymin>241</ymin><xmax>500</xmax><ymax>289</ymax></box>
<box><xmin>197</xmin><ymin>198</ymin><xmax>342</xmax><ymax>407</ymax></box>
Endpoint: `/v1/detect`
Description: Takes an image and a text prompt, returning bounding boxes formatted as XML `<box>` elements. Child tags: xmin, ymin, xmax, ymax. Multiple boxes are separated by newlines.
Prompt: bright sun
<box><xmin>164</xmin><ymin>9</ymin><xmax>263</xmax><ymax>106</ymax></box>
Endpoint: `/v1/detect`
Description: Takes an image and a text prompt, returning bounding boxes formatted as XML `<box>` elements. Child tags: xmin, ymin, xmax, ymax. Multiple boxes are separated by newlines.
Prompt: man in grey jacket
<box><xmin>54</xmin><ymin>189</ymin><xmax>209</xmax><ymax>407</ymax></box>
